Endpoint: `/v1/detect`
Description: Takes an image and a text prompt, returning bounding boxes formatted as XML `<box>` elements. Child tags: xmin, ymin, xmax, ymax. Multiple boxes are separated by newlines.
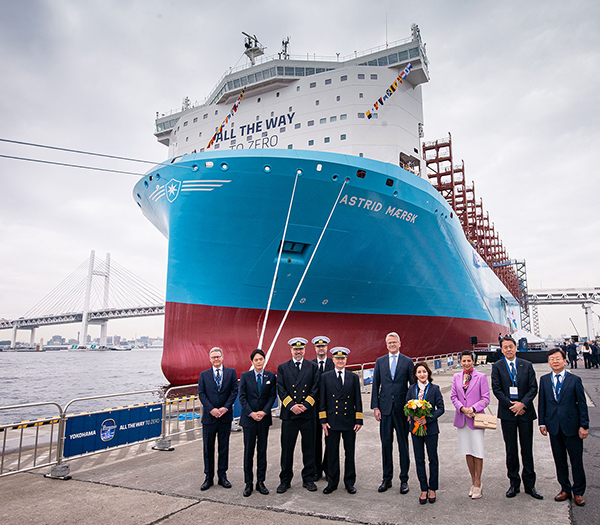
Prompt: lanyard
<box><xmin>504</xmin><ymin>358</ymin><xmax>517</xmax><ymax>386</ymax></box>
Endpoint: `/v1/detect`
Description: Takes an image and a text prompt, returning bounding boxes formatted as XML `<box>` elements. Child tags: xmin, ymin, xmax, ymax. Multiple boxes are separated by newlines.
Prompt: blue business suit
<box><xmin>406</xmin><ymin>382</ymin><xmax>445</xmax><ymax>492</ymax></box>
<box><xmin>239</xmin><ymin>369</ymin><xmax>277</xmax><ymax>485</ymax></box>
<box><xmin>198</xmin><ymin>366</ymin><xmax>238</xmax><ymax>480</ymax></box>
<box><xmin>538</xmin><ymin>371</ymin><xmax>589</xmax><ymax>496</ymax></box>
<box><xmin>370</xmin><ymin>353</ymin><xmax>414</xmax><ymax>483</ymax></box>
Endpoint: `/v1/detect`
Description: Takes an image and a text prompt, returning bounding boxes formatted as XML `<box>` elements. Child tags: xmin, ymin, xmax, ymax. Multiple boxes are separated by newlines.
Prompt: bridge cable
<box><xmin>264</xmin><ymin>178</ymin><xmax>349</xmax><ymax>367</ymax></box>
<box><xmin>257</xmin><ymin>172</ymin><xmax>300</xmax><ymax>351</ymax></box>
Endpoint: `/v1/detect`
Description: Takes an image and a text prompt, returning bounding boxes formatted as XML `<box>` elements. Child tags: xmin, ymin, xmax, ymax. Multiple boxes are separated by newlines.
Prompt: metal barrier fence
<box><xmin>0</xmin><ymin>352</ymin><xmax>469</xmax><ymax>479</ymax></box>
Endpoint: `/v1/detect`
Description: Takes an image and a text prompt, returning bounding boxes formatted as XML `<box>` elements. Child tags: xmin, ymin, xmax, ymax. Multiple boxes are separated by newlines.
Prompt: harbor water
<box><xmin>0</xmin><ymin>348</ymin><xmax>168</xmax><ymax>425</ymax></box>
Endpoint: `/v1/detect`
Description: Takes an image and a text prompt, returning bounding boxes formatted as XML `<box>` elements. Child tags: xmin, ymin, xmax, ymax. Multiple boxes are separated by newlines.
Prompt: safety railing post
<box><xmin>152</xmin><ymin>389</ymin><xmax>173</xmax><ymax>451</ymax></box>
<box><xmin>44</xmin><ymin>409</ymin><xmax>71</xmax><ymax>480</ymax></box>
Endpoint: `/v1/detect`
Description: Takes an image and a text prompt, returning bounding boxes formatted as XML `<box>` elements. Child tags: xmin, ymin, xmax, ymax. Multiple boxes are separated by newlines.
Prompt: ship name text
<box><xmin>340</xmin><ymin>195</ymin><xmax>418</xmax><ymax>224</ymax></box>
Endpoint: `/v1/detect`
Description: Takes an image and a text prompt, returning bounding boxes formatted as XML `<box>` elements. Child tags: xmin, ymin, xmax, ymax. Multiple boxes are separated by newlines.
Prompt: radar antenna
<box><xmin>279</xmin><ymin>36</ymin><xmax>290</xmax><ymax>60</ymax></box>
<box><xmin>242</xmin><ymin>32</ymin><xmax>265</xmax><ymax>65</ymax></box>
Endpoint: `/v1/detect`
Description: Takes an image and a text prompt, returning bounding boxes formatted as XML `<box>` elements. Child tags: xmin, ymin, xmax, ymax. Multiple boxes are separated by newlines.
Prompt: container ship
<box><xmin>133</xmin><ymin>26</ymin><xmax>521</xmax><ymax>385</ymax></box>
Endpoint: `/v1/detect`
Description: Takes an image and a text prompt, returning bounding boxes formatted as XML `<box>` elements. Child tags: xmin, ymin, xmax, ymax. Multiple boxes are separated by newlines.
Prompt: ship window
<box><xmin>200</xmin><ymin>148</ymin><xmax>205</xmax><ymax>152</ymax></box>
<box><xmin>227</xmin><ymin>81</ymin><xmax>234</xmax><ymax>90</ymax></box>
<box><xmin>276</xmin><ymin>92</ymin><xmax>280</xmax><ymax>97</ymax></box>
<box><xmin>398</xmin><ymin>50</ymin><xmax>408</xmax><ymax>60</ymax></box>
<box><xmin>316</xmin><ymin>67</ymin><xmax>325</xmax><ymax>73</ymax></box>
<box><xmin>205</xmin><ymin>161</ymin><xmax>214</xmax><ymax>167</ymax></box>
<box><xmin>277</xmin><ymin>66</ymin><xmax>284</xmax><ymax>75</ymax></box>
<box><xmin>246</xmin><ymin>135</ymin><xmax>254</xmax><ymax>141</ymax></box>
<box><xmin>336</xmin><ymin>95</ymin><xmax>340</xmax><ymax>101</ymax></box>
<box><xmin>357</xmin><ymin>170</ymin><xmax>366</xmax><ymax>178</ymax></box>
<box><xmin>359</xmin><ymin>153</ymin><xmax>364</xmax><ymax>157</ymax></box>
<box><xmin>308</xmin><ymin>140</ymin><xmax>314</xmax><ymax>146</ymax></box>
<box><xmin>315</xmin><ymin>100</ymin><xmax>320</xmax><ymax>106</ymax></box>
<box><xmin>409</xmin><ymin>47</ymin><xmax>420</xmax><ymax>58</ymax></box>
<box><xmin>388</xmin><ymin>53</ymin><xmax>398</xmax><ymax>64</ymax></box>
<box><xmin>330</xmin><ymin>116</ymin><xmax>337</xmax><ymax>122</ymax></box>
<box><xmin>203</xmin><ymin>113</ymin><xmax>208</xmax><ymax>119</ymax></box>
<box><xmin>368</xmin><ymin>59</ymin><xmax>377</xmax><ymax>66</ymax></box>
<box><xmin>324</xmin><ymin>137</ymin><xmax>330</xmax><ymax>143</ymax></box>
<box><xmin>285</xmin><ymin>67</ymin><xmax>294</xmax><ymax>76</ymax></box>
<box><xmin>306</xmin><ymin>67</ymin><xmax>315</xmax><ymax>75</ymax></box>
<box><xmin>297</xmin><ymin>86</ymin><xmax>300</xmax><ymax>92</ymax></box>
<box><xmin>325</xmin><ymin>79</ymin><xmax>332</xmax><ymax>85</ymax></box>
<box><xmin>144</xmin><ymin>181</ymin><xmax>148</xmax><ymax>188</ymax></box>
<box><xmin>358</xmin><ymin>113</ymin><xmax>366</xmax><ymax>118</ymax></box>
<box><xmin>308</xmin><ymin>120</ymin><xmax>314</xmax><ymax>126</ymax></box>
<box><xmin>255</xmin><ymin>71</ymin><xmax>262</xmax><ymax>81</ymax></box>
<box><xmin>241</xmin><ymin>77</ymin><xmax>248</xmax><ymax>86</ymax></box>
<box><xmin>270</xmin><ymin>67</ymin><xmax>276</xmax><ymax>77</ymax></box>
<box><xmin>214</xmin><ymin>143</ymin><xmax>220</xmax><ymax>149</ymax></box>
<box><xmin>386</xmin><ymin>178</ymin><xmax>394</xmax><ymax>187</ymax></box>
<box><xmin>310</xmin><ymin>82</ymin><xmax>316</xmax><ymax>88</ymax></box>
<box><xmin>340</xmin><ymin>114</ymin><xmax>347</xmax><ymax>120</ymax></box>
<box><xmin>320</xmin><ymin>118</ymin><xmax>326</xmax><ymax>124</ymax></box>
<box><xmin>289</xmin><ymin>106</ymin><xmax>293</xmax><ymax>112</ymax></box>
<box><xmin>378</xmin><ymin>56</ymin><xmax>388</xmax><ymax>66</ymax></box>
<box><xmin>198</xmin><ymin>132</ymin><xmax>202</xmax><ymax>137</ymax></box>
<box><xmin>262</xmin><ymin>69</ymin><xmax>270</xmax><ymax>79</ymax></box>
<box><xmin>262</xmin><ymin>131</ymin><xmax>268</xmax><ymax>137</ymax></box>
<box><xmin>340</xmin><ymin>75</ymin><xmax>348</xmax><ymax>81</ymax></box>
<box><xmin>271</xmin><ymin>111</ymin><xmax>275</xmax><ymax>117</ymax></box>
<box><xmin>247</xmin><ymin>74</ymin><xmax>255</xmax><ymax>83</ymax></box>
<box><xmin>231</xmin><ymin>140</ymin><xmax>236</xmax><ymax>146</ymax></box>
<box><xmin>316</xmin><ymin>164</ymin><xmax>322</xmax><ymax>171</ymax></box>
<box><xmin>358</xmin><ymin>73</ymin><xmax>365</xmax><ymax>80</ymax></box>
<box><xmin>185</xmin><ymin>137</ymin><xmax>189</xmax><ymax>142</ymax></box>
<box><xmin>280</xmin><ymin>127</ymin><xmax>286</xmax><ymax>132</ymax></box>
<box><xmin>295</xmin><ymin>123</ymin><xmax>301</xmax><ymax>129</ymax></box>
<box><xmin>288</xmin><ymin>144</ymin><xmax>293</xmax><ymax>149</ymax></box>
<box><xmin>215</xmin><ymin>110</ymin><xmax>218</xmax><ymax>115</ymax></box>
<box><xmin>193</xmin><ymin>117</ymin><xmax>198</xmax><ymax>123</ymax></box>
<box><xmin>372</xmin><ymin>113</ymin><xmax>378</xmax><ymax>119</ymax></box>
<box><xmin>370</xmin><ymin>74</ymin><xmax>378</xmax><ymax>80</ymax></box>
<box><xmin>233</xmin><ymin>78</ymin><xmax>241</xmax><ymax>88</ymax></box>
<box><xmin>341</xmin><ymin>134</ymin><xmax>347</xmax><ymax>140</ymax></box>
<box><xmin>183</xmin><ymin>121</ymin><xmax>188</xmax><ymax>127</ymax></box>
<box><xmin>256</xmin><ymin>115</ymin><xmax>260</xmax><ymax>120</ymax></box>
<box><xmin>257</xmin><ymin>97</ymin><xmax>261</xmax><ymax>103</ymax></box>
<box><xmin>359</xmin><ymin>93</ymin><xmax>364</xmax><ymax>99</ymax></box>
<box><xmin>295</xmin><ymin>67</ymin><xmax>304</xmax><ymax>76</ymax></box>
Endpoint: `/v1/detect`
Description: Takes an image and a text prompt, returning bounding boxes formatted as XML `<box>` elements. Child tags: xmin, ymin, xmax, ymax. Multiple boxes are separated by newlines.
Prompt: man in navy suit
<box><xmin>492</xmin><ymin>336</ymin><xmax>543</xmax><ymax>499</ymax></box>
<box><xmin>197</xmin><ymin>347</ymin><xmax>239</xmax><ymax>491</ymax></box>
<box><xmin>370</xmin><ymin>332</ymin><xmax>414</xmax><ymax>494</ymax></box>
<box><xmin>538</xmin><ymin>347</ymin><xmax>590</xmax><ymax>506</ymax></box>
<box><xmin>239</xmin><ymin>349</ymin><xmax>277</xmax><ymax>497</ymax></box>
<box><xmin>567</xmin><ymin>340</ymin><xmax>578</xmax><ymax>368</ymax></box>
<box><xmin>276</xmin><ymin>337</ymin><xmax>319</xmax><ymax>493</ymax></box>
<box><xmin>312</xmin><ymin>335</ymin><xmax>334</xmax><ymax>481</ymax></box>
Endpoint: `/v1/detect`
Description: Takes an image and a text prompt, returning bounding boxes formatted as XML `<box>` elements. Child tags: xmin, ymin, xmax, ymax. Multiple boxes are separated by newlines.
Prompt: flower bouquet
<box><xmin>403</xmin><ymin>399</ymin><xmax>432</xmax><ymax>436</ymax></box>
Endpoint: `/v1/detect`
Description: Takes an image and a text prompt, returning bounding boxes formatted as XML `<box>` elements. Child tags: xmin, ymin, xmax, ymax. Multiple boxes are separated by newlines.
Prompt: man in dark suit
<box><xmin>567</xmin><ymin>340</ymin><xmax>578</xmax><ymax>369</ymax></box>
<box><xmin>276</xmin><ymin>337</ymin><xmax>319</xmax><ymax>493</ymax></box>
<box><xmin>539</xmin><ymin>347</ymin><xmax>589</xmax><ymax>506</ymax></box>
<box><xmin>319</xmin><ymin>347</ymin><xmax>363</xmax><ymax>494</ymax></box>
<box><xmin>370</xmin><ymin>331</ymin><xmax>414</xmax><ymax>494</ymax></box>
<box><xmin>239</xmin><ymin>349</ymin><xmax>277</xmax><ymax>497</ymax></box>
<box><xmin>491</xmin><ymin>336</ymin><xmax>543</xmax><ymax>499</ymax></box>
<box><xmin>312</xmin><ymin>335</ymin><xmax>334</xmax><ymax>481</ymax></box>
<box><xmin>197</xmin><ymin>347</ymin><xmax>239</xmax><ymax>491</ymax></box>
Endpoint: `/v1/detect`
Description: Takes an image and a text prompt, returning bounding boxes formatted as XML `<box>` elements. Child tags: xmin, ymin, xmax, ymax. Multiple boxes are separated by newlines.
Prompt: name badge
<box><xmin>509</xmin><ymin>386</ymin><xmax>519</xmax><ymax>399</ymax></box>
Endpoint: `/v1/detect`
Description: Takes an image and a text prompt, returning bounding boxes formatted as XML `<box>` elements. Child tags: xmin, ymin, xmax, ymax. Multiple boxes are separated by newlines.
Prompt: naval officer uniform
<box><xmin>312</xmin><ymin>335</ymin><xmax>334</xmax><ymax>480</ymax></box>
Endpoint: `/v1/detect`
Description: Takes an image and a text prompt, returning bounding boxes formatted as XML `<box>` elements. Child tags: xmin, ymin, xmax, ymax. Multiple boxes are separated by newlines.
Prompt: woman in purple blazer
<box><xmin>450</xmin><ymin>350</ymin><xmax>490</xmax><ymax>499</ymax></box>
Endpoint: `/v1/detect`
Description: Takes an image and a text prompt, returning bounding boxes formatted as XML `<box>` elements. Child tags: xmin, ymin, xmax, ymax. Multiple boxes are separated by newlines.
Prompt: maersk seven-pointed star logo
<box><xmin>165</xmin><ymin>179</ymin><xmax>181</xmax><ymax>202</ymax></box>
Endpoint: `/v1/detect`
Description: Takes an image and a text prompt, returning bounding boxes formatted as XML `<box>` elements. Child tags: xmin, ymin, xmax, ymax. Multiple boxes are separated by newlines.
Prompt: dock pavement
<box><xmin>1</xmin><ymin>362</ymin><xmax>598</xmax><ymax>525</ymax></box>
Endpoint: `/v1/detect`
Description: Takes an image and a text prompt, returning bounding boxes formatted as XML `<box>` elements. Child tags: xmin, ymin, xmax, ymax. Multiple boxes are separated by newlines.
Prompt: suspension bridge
<box><xmin>0</xmin><ymin>251</ymin><xmax>165</xmax><ymax>347</ymax></box>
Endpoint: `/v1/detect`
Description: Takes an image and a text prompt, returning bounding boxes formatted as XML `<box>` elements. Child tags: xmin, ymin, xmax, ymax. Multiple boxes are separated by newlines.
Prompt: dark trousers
<box><xmin>583</xmin><ymin>354</ymin><xmax>592</xmax><ymax>369</ymax></box>
<box><xmin>411</xmin><ymin>433</ymin><xmax>439</xmax><ymax>492</ymax></box>
<box><xmin>592</xmin><ymin>353</ymin><xmax>599</xmax><ymax>368</ymax></box>
<box><xmin>380</xmin><ymin>405</ymin><xmax>410</xmax><ymax>483</ymax></box>
<box><xmin>500</xmin><ymin>418</ymin><xmax>536</xmax><ymax>489</ymax></box>
<box><xmin>202</xmin><ymin>420</ymin><xmax>231</xmax><ymax>479</ymax></box>
<box><xmin>549</xmin><ymin>429</ymin><xmax>586</xmax><ymax>496</ymax></box>
<box><xmin>326</xmin><ymin>429</ymin><xmax>357</xmax><ymax>489</ymax></box>
<box><xmin>279</xmin><ymin>417</ymin><xmax>316</xmax><ymax>484</ymax></box>
<box><xmin>569</xmin><ymin>356</ymin><xmax>578</xmax><ymax>369</ymax></box>
<box><xmin>315</xmin><ymin>417</ymin><xmax>328</xmax><ymax>477</ymax></box>
<box><xmin>242</xmin><ymin>423</ymin><xmax>269</xmax><ymax>484</ymax></box>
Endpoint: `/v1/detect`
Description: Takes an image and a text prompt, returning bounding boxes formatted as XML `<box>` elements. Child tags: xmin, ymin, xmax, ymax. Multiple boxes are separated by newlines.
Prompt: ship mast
<box><xmin>242</xmin><ymin>32</ymin><xmax>264</xmax><ymax>65</ymax></box>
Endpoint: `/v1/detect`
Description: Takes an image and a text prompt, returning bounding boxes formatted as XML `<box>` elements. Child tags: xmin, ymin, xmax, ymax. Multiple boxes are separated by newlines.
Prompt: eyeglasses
<box><xmin>386</xmin><ymin>341</ymin><xmax>400</xmax><ymax>345</ymax></box>
<box><xmin>548</xmin><ymin>357</ymin><xmax>564</xmax><ymax>362</ymax></box>
<box><xmin>209</xmin><ymin>355</ymin><xmax>223</xmax><ymax>360</ymax></box>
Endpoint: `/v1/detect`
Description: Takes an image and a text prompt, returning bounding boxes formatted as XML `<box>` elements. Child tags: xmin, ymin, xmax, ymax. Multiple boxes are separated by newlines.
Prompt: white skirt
<box><xmin>456</xmin><ymin>425</ymin><xmax>485</xmax><ymax>459</ymax></box>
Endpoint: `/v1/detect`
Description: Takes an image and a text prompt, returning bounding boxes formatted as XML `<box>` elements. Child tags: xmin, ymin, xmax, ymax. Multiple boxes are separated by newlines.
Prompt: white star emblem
<box><xmin>167</xmin><ymin>184</ymin><xmax>177</xmax><ymax>195</ymax></box>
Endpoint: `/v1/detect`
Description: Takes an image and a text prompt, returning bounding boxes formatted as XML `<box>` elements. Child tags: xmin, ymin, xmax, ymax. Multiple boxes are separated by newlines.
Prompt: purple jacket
<box><xmin>450</xmin><ymin>369</ymin><xmax>490</xmax><ymax>429</ymax></box>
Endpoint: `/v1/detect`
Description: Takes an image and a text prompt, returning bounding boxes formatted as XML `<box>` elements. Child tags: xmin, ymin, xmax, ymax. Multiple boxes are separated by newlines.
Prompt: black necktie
<box><xmin>257</xmin><ymin>373</ymin><xmax>262</xmax><ymax>394</ymax></box>
<box><xmin>338</xmin><ymin>370</ymin><xmax>343</xmax><ymax>386</ymax></box>
<box><xmin>320</xmin><ymin>361</ymin><xmax>324</xmax><ymax>373</ymax></box>
<box><xmin>215</xmin><ymin>369</ymin><xmax>221</xmax><ymax>390</ymax></box>
<box><xmin>295</xmin><ymin>361</ymin><xmax>300</xmax><ymax>371</ymax></box>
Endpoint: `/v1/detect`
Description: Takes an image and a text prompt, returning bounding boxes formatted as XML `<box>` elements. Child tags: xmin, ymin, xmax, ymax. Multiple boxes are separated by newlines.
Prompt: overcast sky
<box><xmin>1</xmin><ymin>0</ymin><xmax>598</xmax><ymax>343</ymax></box>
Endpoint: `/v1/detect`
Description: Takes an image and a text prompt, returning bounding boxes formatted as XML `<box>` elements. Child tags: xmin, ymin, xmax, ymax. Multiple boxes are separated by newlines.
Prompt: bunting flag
<box><xmin>366</xmin><ymin>63</ymin><xmax>413</xmax><ymax>119</ymax></box>
<box><xmin>206</xmin><ymin>88</ymin><xmax>245</xmax><ymax>149</ymax></box>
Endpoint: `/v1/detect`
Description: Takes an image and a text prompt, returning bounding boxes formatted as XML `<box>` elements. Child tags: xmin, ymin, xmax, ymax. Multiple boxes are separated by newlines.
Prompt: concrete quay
<box><xmin>1</xmin><ymin>362</ymin><xmax>598</xmax><ymax>525</ymax></box>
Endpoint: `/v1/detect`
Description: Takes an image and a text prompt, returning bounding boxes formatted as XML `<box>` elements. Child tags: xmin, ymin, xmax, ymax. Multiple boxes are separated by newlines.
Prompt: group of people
<box><xmin>196</xmin><ymin>332</ymin><xmax>590</xmax><ymax>507</ymax></box>
<box><xmin>561</xmin><ymin>339</ymin><xmax>600</xmax><ymax>369</ymax></box>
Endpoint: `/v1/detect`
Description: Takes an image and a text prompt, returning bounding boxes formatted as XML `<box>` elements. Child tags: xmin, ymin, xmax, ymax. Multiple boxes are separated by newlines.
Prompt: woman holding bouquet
<box><xmin>450</xmin><ymin>350</ymin><xmax>490</xmax><ymax>499</ymax></box>
<box><xmin>405</xmin><ymin>362</ymin><xmax>445</xmax><ymax>504</ymax></box>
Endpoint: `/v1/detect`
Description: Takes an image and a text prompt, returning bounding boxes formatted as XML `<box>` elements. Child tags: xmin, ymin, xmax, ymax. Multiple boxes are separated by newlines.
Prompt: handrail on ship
<box><xmin>0</xmin><ymin>351</ymin><xmax>466</xmax><ymax>479</ymax></box>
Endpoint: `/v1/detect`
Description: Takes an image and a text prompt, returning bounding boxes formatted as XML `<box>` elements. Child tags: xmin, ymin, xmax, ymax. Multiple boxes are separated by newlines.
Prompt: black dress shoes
<box><xmin>400</xmin><ymin>482</ymin><xmax>410</xmax><ymax>494</ymax></box>
<box><xmin>506</xmin><ymin>486</ymin><xmax>520</xmax><ymax>498</ymax></box>
<box><xmin>346</xmin><ymin>486</ymin><xmax>357</xmax><ymax>494</ymax></box>
<box><xmin>378</xmin><ymin>480</ymin><xmax>392</xmax><ymax>492</ymax></box>
<box><xmin>524</xmin><ymin>487</ymin><xmax>543</xmax><ymax>500</ymax></box>
<box><xmin>276</xmin><ymin>482</ymin><xmax>290</xmax><ymax>494</ymax></box>
<box><xmin>201</xmin><ymin>478</ymin><xmax>213</xmax><ymax>491</ymax></box>
<box><xmin>256</xmin><ymin>481</ymin><xmax>269</xmax><ymax>495</ymax></box>
<box><xmin>303</xmin><ymin>480</ymin><xmax>318</xmax><ymax>492</ymax></box>
<box><xmin>218</xmin><ymin>477</ymin><xmax>232</xmax><ymax>488</ymax></box>
<box><xmin>314</xmin><ymin>472</ymin><xmax>323</xmax><ymax>482</ymax></box>
<box><xmin>323</xmin><ymin>484</ymin><xmax>337</xmax><ymax>494</ymax></box>
<box><xmin>243</xmin><ymin>484</ymin><xmax>253</xmax><ymax>497</ymax></box>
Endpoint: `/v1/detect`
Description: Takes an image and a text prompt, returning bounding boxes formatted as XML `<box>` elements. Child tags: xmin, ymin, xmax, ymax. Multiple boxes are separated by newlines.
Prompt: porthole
<box><xmin>220</xmin><ymin>162</ymin><xmax>229</xmax><ymax>171</ymax></box>
<box><xmin>144</xmin><ymin>181</ymin><xmax>148</xmax><ymax>188</ymax></box>
<box><xmin>296</xmin><ymin>169</ymin><xmax>303</xmax><ymax>176</ymax></box>
<box><xmin>136</xmin><ymin>193</ymin><xmax>141</xmax><ymax>199</ymax></box>
<box><xmin>264</xmin><ymin>165</ymin><xmax>272</xmax><ymax>173</ymax></box>
<box><xmin>156</xmin><ymin>174</ymin><xmax>161</xmax><ymax>180</ymax></box>
<box><xmin>332</xmin><ymin>174</ymin><xmax>339</xmax><ymax>181</ymax></box>
<box><xmin>192</xmin><ymin>164</ymin><xmax>199</xmax><ymax>171</ymax></box>
<box><xmin>393</xmin><ymin>190</ymin><xmax>398</xmax><ymax>197</ymax></box>
<box><xmin>356</xmin><ymin>170</ymin><xmax>366</xmax><ymax>179</ymax></box>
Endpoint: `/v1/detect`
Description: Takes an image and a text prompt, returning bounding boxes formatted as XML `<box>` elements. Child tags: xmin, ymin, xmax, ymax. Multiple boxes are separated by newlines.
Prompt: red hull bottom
<box><xmin>162</xmin><ymin>302</ymin><xmax>505</xmax><ymax>385</ymax></box>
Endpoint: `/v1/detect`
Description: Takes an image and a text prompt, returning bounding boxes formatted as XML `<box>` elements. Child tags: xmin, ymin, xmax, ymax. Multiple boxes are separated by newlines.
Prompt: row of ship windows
<box><xmin>180</xmin><ymin>112</ymin><xmax>378</xmax><ymax>142</ymax></box>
